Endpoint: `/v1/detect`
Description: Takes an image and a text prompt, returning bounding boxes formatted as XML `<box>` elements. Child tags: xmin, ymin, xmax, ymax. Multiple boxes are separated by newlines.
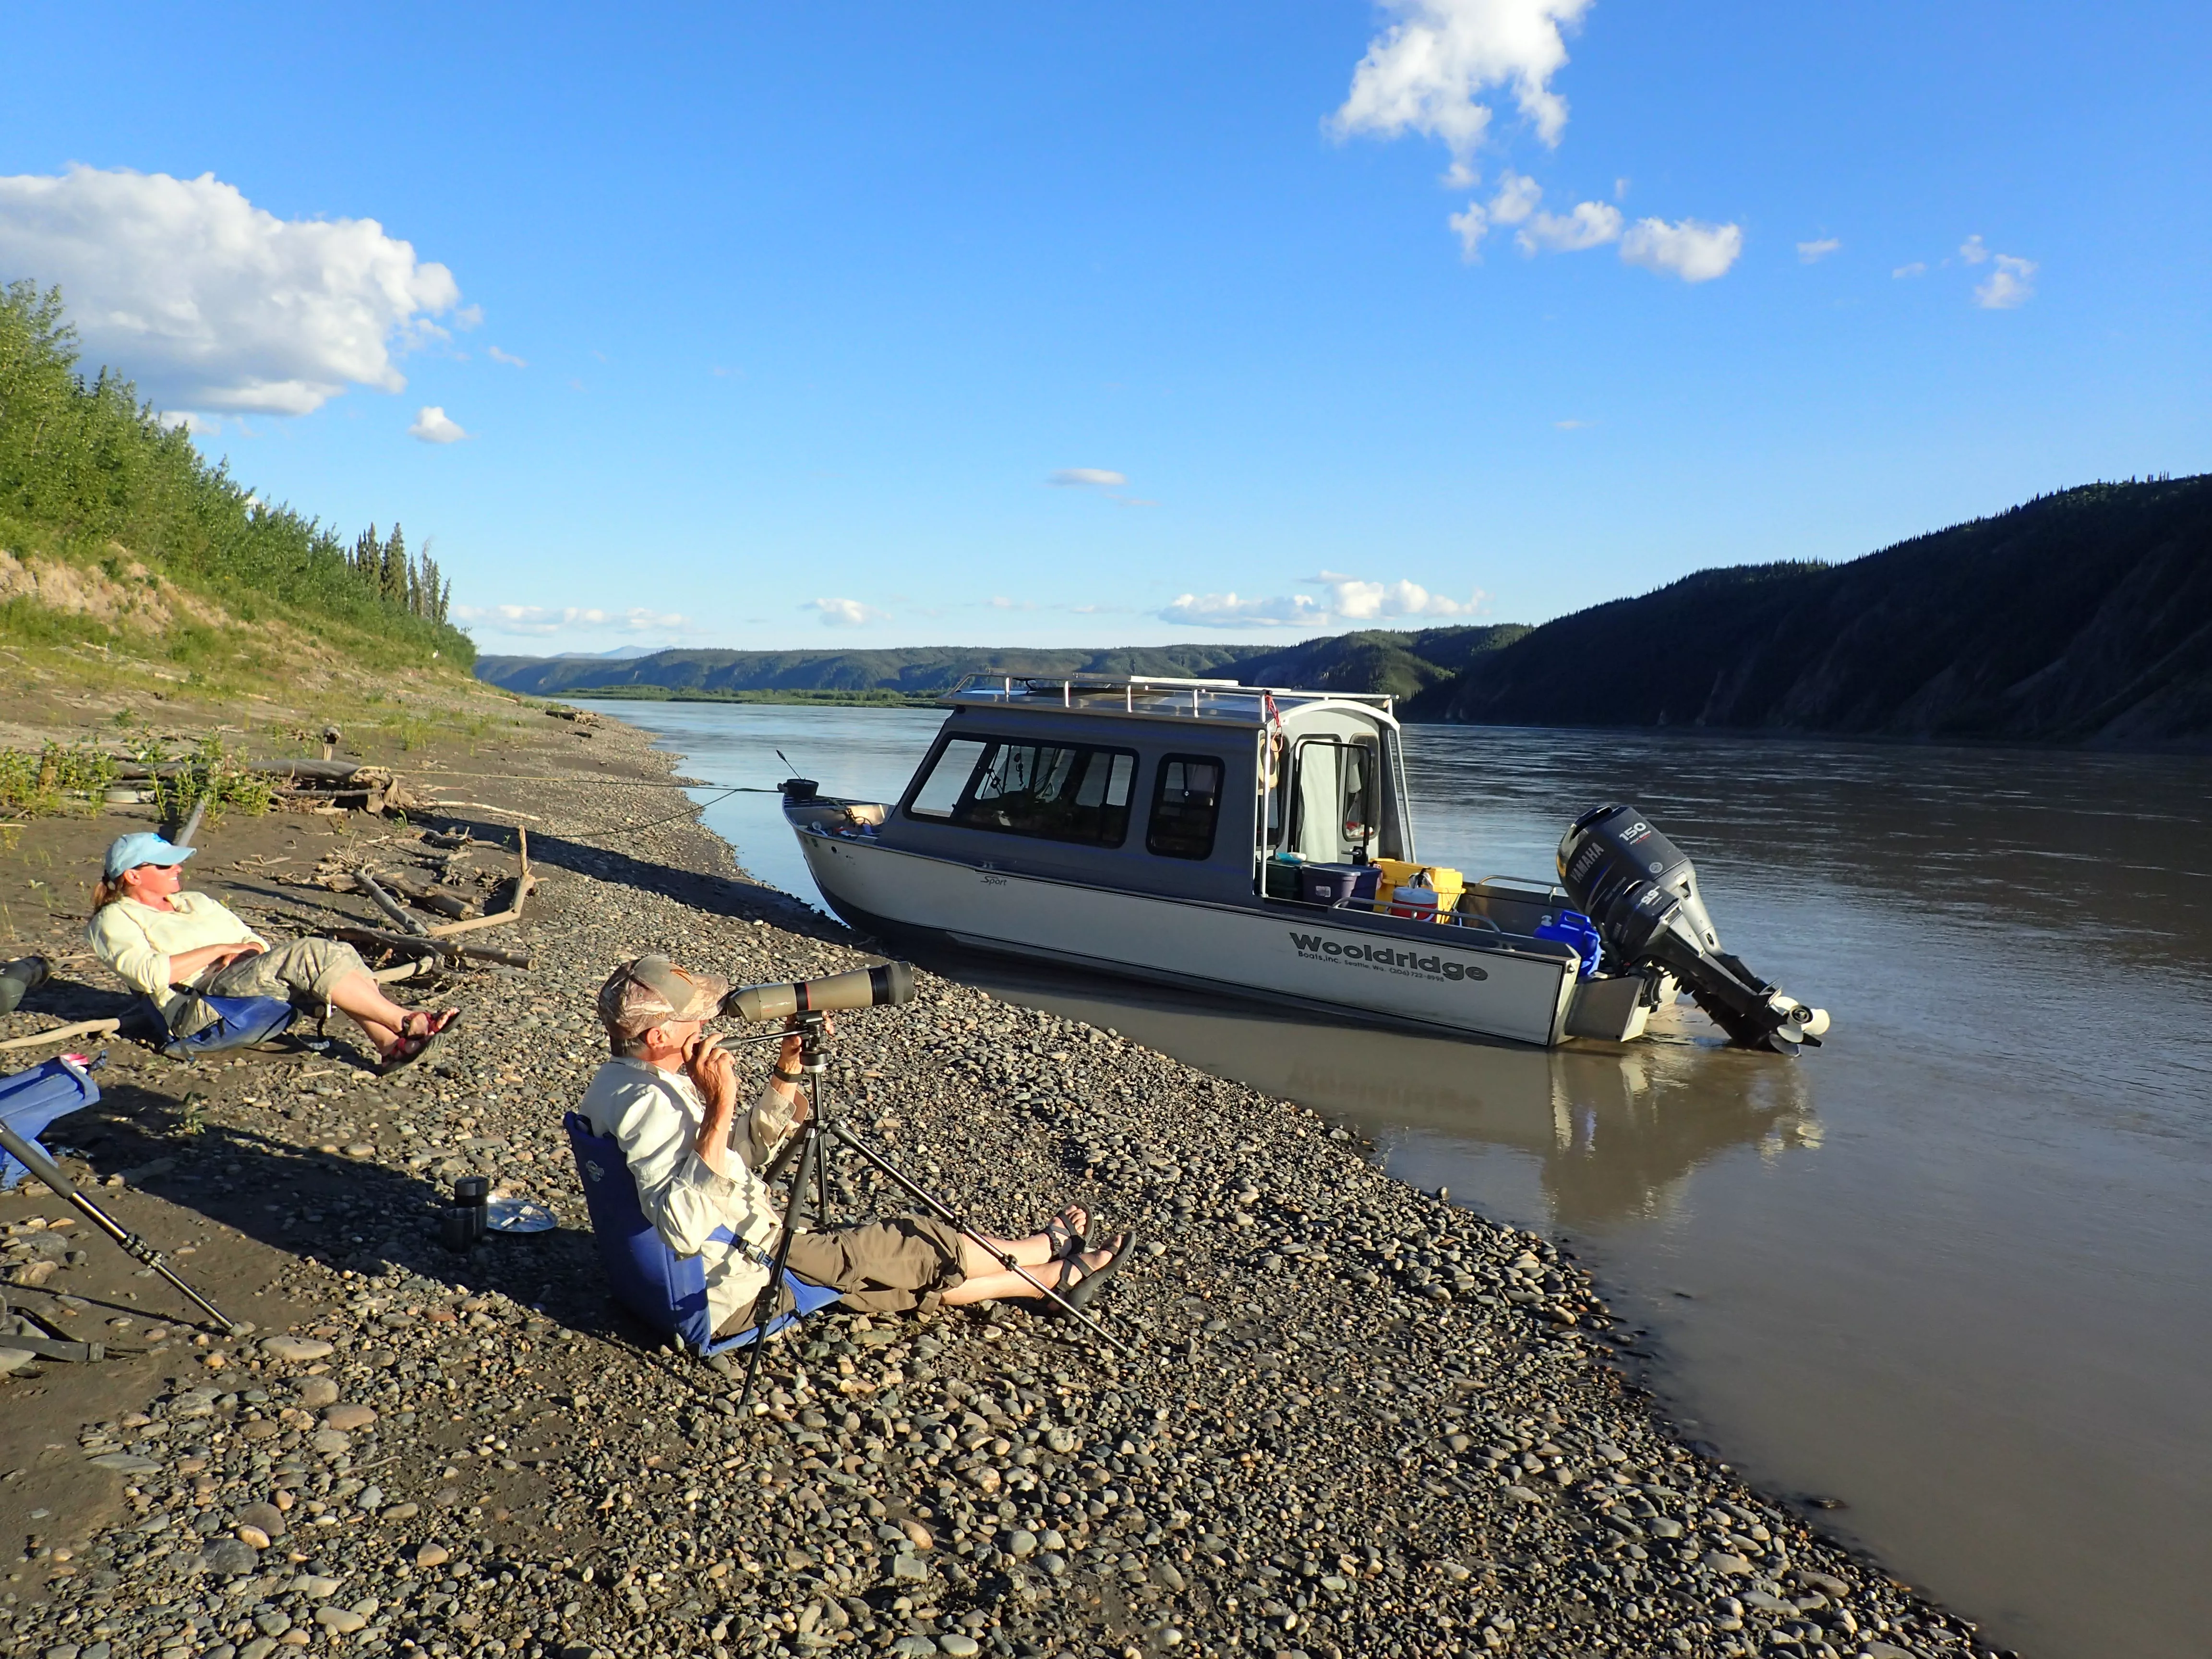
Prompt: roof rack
<box><xmin>940</xmin><ymin>673</ymin><xmax>1395</xmax><ymax>726</ymax></box>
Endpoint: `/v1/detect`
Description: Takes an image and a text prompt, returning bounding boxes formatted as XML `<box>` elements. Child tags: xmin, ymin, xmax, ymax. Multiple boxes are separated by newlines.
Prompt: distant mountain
<box><xmin>1408</xmin><ymin>476</ymin><xmax>2212</xmax><ymax>747</ymax></box>
<box><xmin>474</xmin><ymin>625</ymin><xmax>1524</xmax><ymax>701</ymax></box>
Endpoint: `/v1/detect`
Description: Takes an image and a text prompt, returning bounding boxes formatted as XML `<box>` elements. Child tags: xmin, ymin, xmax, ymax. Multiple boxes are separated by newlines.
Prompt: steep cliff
<box><xmin>1411</xmin><ymin>477</ymin><xmax>2212</xmax><ymax>747</ymax></box>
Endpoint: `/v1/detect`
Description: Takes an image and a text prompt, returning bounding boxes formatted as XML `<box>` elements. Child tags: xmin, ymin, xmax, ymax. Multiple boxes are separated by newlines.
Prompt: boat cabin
<box><xmin>876</xmin><ymin>675</ymin><xmax>1414</xmax><ymax>904</ymax></box>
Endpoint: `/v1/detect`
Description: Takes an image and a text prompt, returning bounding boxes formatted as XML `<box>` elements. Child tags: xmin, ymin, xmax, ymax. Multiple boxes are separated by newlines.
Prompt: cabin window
<box><xmin>1147</xmin><ymin>755</ymin><xmax>1224</xmax><ymax>860</ymax></box>
<box><xmin>907</xmin><ymin>739</ymin><xmax>988</xmax><ymax>818</ymax></box>
<box><xmin>906</xmin><ymin>735</ymin><xmax>1137</xmax><ymax>846</ymax></box>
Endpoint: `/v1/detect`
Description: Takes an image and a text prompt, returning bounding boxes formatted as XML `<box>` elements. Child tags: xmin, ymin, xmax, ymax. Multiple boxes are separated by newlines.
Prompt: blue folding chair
<box><xmin>0</xmin><ymin>1056</ymin><xmax>101</xmax><ymax>1191</ymax></box>
<box><xmin>155</xmin><ymin>993</ymin><xmax>296</xmax><ymax>1061</ymax></box>
<box><xmin>563</xmin><ymin>1112</ymin><xmax>841</xmax><ymax>1357</ymax></box>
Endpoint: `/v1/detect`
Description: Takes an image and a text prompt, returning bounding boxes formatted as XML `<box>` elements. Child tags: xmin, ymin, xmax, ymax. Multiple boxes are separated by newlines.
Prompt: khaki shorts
<box><xmin>176</xmin><ymin>938</ymin><xmax>369</xmax><ymax>1034</ymax></box>
<box><xmin>713</xmin><ymin>1214</ymin><xmax>967</xmax><ymax>1334</ymax></box>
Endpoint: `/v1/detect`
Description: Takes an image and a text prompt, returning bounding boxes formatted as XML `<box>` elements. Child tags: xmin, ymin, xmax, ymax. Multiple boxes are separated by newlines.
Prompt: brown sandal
<box><xmin>380</xmin><ymin>1008</ymin><xmax>461</xmax><ymax>1074</ymax></box>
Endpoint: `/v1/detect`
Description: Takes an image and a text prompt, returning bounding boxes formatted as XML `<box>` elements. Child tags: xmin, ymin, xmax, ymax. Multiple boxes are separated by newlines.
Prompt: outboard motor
<box><xmin>1558</xmin><ymin>804</ymin><xmax>1829</xmax><ymax>1054</ymax></box>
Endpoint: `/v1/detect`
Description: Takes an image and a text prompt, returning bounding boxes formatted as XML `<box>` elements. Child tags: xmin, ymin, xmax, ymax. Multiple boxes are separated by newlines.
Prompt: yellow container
<box><xmin>1373</xmin><ymin>857</ymin><xmax>1423</xmax><ymax>912</ymax></box>
<box><xmin>1428</xmin><ymin>866</ymin><xmax>1465</xmax><ymax>917</ymax></box>
<box><xmin>1374</xmin><ymin>860</ymin><xmax>1464</xmax><ymax>921</ymax></box>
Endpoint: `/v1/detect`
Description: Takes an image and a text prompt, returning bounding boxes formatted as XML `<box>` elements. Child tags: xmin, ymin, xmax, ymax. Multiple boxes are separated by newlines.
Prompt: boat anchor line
<box><xmin>1288</xmin><ymin>932</ymin><xmax>1491</xmax><ymax>983</ymax></box>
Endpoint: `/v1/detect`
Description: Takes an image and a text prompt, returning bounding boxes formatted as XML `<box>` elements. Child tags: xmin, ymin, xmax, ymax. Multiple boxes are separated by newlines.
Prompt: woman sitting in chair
<box><xmin>86</xmin><ymin>832</ymin><xmax>458</xmax><ymax>1068</ymax></box>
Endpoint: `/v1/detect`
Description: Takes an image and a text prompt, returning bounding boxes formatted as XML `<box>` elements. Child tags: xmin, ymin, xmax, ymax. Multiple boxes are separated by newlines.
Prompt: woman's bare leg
<box><xmin>325</xmin><ymin>971</ymin><xmax>453</xmax><ymax>1056</ymax></box>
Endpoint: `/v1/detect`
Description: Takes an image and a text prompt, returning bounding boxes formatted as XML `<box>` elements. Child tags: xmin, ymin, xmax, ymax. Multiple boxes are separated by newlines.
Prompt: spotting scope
<box><xmin>719</xmin><ymin>961</ymin><xmax>916</xmax><ymax>1023</ymax></box>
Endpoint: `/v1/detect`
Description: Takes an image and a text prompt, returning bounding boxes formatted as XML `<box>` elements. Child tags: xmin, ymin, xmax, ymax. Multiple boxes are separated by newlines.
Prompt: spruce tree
<box><xmin>382</xmin><ymin>523</ymin><xmax>406</xmax><ymax>602</ymax></box>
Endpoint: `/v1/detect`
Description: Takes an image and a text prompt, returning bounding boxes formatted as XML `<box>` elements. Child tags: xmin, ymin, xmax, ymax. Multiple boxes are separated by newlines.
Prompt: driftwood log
<box><xmin>374</xmin><ymin>869</ymin><xmax>480</xmax><ymax>921</ymax></box>
<box><xmin>0</xmin><ymin>1018</ymin><xmax>123</xmax><ymax>1054</ymax></box>
<box><xmin>352</xmin><ymin>871</ymin><xmax>430</xmax><ymax>937</ymax></box>
<box><xmin>327</xmin><ymin>924</ymin><xmax>530</xmax><ymax>970</ymax></box>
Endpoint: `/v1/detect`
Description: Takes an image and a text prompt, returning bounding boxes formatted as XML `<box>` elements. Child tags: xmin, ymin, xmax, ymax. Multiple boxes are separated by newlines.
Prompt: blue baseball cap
<box><xmin>103</xmin><ymin>832</ymin><xmax>197</xmax><ymax>881</ymax></box>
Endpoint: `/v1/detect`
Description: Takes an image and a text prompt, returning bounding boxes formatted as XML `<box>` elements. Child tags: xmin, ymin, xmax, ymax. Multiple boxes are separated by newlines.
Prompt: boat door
<box><xmin>1256</xmin><ymin>712</ymin><xmax>1407</xmax><ymax>876</ymax></box>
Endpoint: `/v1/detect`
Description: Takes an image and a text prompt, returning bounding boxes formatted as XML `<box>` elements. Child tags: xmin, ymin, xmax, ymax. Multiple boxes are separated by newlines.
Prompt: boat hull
<box><xmin>793</xmin><ymin>825</ymin><xmax>1578</xmax><ymax>1047</ymax></box>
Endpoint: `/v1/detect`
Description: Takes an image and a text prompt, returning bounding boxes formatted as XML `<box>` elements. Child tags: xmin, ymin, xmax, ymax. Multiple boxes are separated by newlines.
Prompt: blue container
<box><xmin>1534</xmin><ymin>909</ymin><xmax>1604</xmax><ymax>979</ymax></box>
<box><xmin>0</xmin><ymin>1055</ymin><xmax>100</xmax><ymax>1190</ymax></box>
<box><xmin>1300</xmin><ymin>863</ymin><xmax>1380</xmax><ymax>908</ymax></box>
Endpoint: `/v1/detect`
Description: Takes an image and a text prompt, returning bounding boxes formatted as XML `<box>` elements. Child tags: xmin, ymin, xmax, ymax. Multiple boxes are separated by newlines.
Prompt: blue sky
<box><xmin>3</xmin><ymin>1</ymin><xmax>2206</xmax><ymax>655</ymax></box>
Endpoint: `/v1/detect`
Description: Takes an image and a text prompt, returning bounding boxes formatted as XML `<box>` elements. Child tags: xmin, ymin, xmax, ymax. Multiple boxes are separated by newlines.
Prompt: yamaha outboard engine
<box><xmin>1558</xmin><ymin>804</ymin><xmax>1828</xmax><ymax>1054</ymax></box>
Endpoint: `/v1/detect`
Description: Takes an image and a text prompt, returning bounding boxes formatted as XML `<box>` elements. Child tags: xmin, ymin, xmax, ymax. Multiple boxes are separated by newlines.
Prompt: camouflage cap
<box><xmin>596</xmin><ymin>955</ymin><xmax>731</xmax><ymax>1038</ymax></box>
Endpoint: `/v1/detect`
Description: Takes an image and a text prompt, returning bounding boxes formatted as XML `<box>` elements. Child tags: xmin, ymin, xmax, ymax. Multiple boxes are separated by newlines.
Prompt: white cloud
<box><xmin>1488</xmin><ymin>169</ymin><xmax>1542</xmax><ymax>226</ymax></box>
<box><xmin>809</xmin><ymin>597</ymin><xmax>889</xmax><ymax>627</ymax></box>
<box><xmin>1893</xmin><ymin>261</ymin><xmax>1927</xmax><ymax>279</ymax></box>
<box><xmin>0</xmin><ymin>165</ymin><xmax>462</xmax><ymax>416</ymax></box>
<box><xmin>1797</xmin><ymin>237</ymin><xmax>1841</xmax><ymax>263</ymax></box>
<box><xmin>1554</xmin><ymin>418</ymin><xmax>1591</xmax><ymax>430</ymax></box>
<box><xmin>408</xmin><ymin>405</ymin><xmax>469</xmax><ymax>444</ymax></box>
<box><xmin>1973</xmin><ymin>253</ymin><xmax>2037</xmax><ymax>309</ymax></box>
<box><xmin>1450</xmin><ymin>170</ymin><xmax>1541</xmax><ymax>257</ymax></box>
<box><xmin>1332</xmin><ymin>0</ymin><xmax>1593</xmax><ymax>181</ymax></box>
<box><xmin>1959</xmin><ymin>235</ymin><xmax>1990</xmax><ymax>265</ymax></box>
<box><xmin>1159</xmin><ymin>572</ymin><xmax>1484</xmax><ymax>630</ymax></box>
<box><xmin>1047</xmin><ymin>468</ymin><xmax>1127</xmax><ymax>488</ymax></box>
<box><xmin>1448</xmin><ymin>202</ymin><xmax>1491</xmax><ymax>259</ymax></box>
<box><xmin>1518</xmin><ymin>200</ymin><xmax>1623</xmax><ymax>253</ymax></box>
<box><xmin>454</xmin><ymin>604</ymin><xmax>688</xmax><ymax>637</ymax></box>
<box><xmin>1618</xmin><ymin>217</ymin><xmax>1743</xmax><ymax>282</ymax></box>
<box><xmin>486</xmin><ymin>346</ymin><xmax>527</xmax><ymax>368</ymax></box>
<box><xmin>1160</xmin><ymin>592</ymin><xmax>1330</xmax><ymax>629</ymax></box>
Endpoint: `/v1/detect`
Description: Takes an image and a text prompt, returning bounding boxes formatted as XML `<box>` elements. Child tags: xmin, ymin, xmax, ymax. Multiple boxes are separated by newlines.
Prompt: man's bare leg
<box><xmin>943</xmin><ymin>1241</ymin><xmax>1118</xmax><ymax>1305</ymax></box>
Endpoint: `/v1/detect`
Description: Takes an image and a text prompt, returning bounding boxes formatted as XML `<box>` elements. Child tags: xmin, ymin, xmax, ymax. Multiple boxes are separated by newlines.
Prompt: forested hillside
<box><xmin>1409</xmin><ymin>476</ymin><xmax>2212</xmax><ymax>747</ymax></box>
<box><xmin>475</xmin><ymin>624</ymin><xmax>1524</xmax><ymax>701</ymax></box>
<box><xmin>0</xmin><ymin>280</ymin><xmax>470</xmax><ymax>669</ymax></box>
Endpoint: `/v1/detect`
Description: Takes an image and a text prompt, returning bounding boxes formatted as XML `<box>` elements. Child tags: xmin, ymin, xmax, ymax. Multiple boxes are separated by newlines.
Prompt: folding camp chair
<box><xmin>152</xmin><ymin>993</ymin><xmax>296</xmax><ymax>1061</ymax></box>
<box><xmin>0</xmin><ymin>1055</ymin><xmax>99</xmax><ymax>1191</ymax></box>
<box><xmin>563</xmin><ymin>1112</ymin><xmax>840</xmax><ymax>1357</ymax></box>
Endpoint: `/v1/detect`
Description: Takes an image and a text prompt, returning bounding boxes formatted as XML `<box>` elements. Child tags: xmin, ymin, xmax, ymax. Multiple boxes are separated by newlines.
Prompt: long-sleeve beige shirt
<box><xmin>85</xmin><ymin>893</ymin><xmax>266</xmax><ymax>1028</ymax></box>
<box><xmin>577</xmin><ymin>1056</ymin><xmax>799</xmax><ymax>1334</ymax></box>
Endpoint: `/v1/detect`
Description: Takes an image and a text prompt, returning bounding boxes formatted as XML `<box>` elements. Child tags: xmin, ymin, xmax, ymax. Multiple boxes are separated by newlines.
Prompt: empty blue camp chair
<box><xmin>563</xmin><ymin>1112</ymin><xmax>840</xmax><ymax>1357</ymax></box>
<box><xmin>0</xmin><ymin>1055</ymin><xmax>100</xmax><ymax>1191</ymax></box>
<box><xmin>155</xmin><ymin>993</ymin><xmax>296</xmax><ymax>1060</ymax></box>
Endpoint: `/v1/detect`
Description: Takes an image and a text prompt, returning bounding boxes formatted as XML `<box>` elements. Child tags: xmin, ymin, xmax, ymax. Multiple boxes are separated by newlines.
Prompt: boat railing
<box><xmin>942</xmin><ymin>673</ymin><xmax>1395</xmax><ymax>720</ymax></box>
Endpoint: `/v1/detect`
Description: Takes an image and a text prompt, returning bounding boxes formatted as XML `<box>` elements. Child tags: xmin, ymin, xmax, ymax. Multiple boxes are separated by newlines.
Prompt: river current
<box><xmin>577</xmin><ymin>697</ymin><xmax>2212</xmax><ymax>1659</ymax></box>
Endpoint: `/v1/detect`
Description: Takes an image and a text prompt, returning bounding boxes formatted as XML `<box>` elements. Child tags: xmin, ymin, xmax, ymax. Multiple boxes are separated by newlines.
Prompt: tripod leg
<box><xmin>822</xmin><ymin>1122</ymin><xmax>1133</xmax><ymax>1357</ymax></box>
<box><xmin>731</xmin><ymin>1116</ymin><xmax>821</xmax><ymax>1422</ymax></box>
<box><xmin>0</xmin><ymin>1118</ymin><xmax>239</xmax><ymax>1334</ymax></box>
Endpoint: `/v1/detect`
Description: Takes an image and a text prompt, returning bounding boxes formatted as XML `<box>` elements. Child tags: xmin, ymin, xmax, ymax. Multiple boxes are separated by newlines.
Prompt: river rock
<box><xmin>291</xmin><ymin>1377</ymin><xmax>340</xmax><ymax>1408</ymax></box>
<box><xmin>195</xmin><ymin>1538</ymin><xmax>259</xmax><ymax>1576</ymax></box>
<box><xmin>258</xmin><ymin>1335</ymin><xmax>333</xmax><ymax>1362</ymax></box>
<box><xmin>322</xmin><ymin>1403</ymin><xmax>377</xmax><ymax>1431</ymax></box>
<box><xmin>238</xmin><ymin>1502</ymin><xmax>285</xmax><ymax>1540</ymax></box>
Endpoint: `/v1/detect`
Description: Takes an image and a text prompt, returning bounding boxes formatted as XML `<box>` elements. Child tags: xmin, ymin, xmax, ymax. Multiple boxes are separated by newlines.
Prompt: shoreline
<box><xmin>0</xmin><ymin>708</ymin><xmax>1992</xmax><ymax>1659</ymax></box>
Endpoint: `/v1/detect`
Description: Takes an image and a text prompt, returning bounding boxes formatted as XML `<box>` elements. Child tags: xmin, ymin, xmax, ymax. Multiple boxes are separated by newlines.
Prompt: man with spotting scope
<box><xmin>578</xmin><ymin>955</ymin><xmax>1131</xmax><ymax>1338</ymax></box>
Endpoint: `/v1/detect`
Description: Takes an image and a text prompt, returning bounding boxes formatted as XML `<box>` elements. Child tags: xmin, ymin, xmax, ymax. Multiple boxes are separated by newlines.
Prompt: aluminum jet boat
<box><xmin>780</xmin><ymin>676</ymin><xmax>1827</xmax><ymax>1052</ymax></box>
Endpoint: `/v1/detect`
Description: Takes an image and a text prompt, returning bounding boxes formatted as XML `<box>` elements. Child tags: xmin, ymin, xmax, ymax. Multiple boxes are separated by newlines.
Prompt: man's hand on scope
<box><xmin>684</xmin><ymin>1030</ymin><xmax>740</xmax><ymax>1114</ymax></box>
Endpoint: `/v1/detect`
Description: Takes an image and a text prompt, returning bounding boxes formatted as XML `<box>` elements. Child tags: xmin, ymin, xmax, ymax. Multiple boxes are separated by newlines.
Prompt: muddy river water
<box><xmin>582</xmin><ymin>698</ymin><xmax>2212</xmax><ymax>1659</ymax></box>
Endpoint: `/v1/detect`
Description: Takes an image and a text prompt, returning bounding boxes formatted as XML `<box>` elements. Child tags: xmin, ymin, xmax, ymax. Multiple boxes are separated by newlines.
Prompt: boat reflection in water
<box><xmin>936</xmin><ymin>948</ymin><xmax>1816</xmax><ymax>1234</ymax></box>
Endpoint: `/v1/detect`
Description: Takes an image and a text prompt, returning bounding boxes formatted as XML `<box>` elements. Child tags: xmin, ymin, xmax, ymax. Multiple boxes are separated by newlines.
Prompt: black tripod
<box><xmin>0</xmin><ymin>1116</ymin><xmax>240</xmax><ymax>1335</ymax></box>
<box><xmin>724</xmin><ymin>1013</ymin><xmax>1131</xmax><ymax>1423</ymax></box>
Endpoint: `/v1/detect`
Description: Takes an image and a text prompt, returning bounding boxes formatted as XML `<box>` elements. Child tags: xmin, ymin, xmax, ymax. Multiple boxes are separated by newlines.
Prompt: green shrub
<box><xmin>0</xmin><ymin>280</ymin><xmax>474</xmax><ymax>666</ymax></box>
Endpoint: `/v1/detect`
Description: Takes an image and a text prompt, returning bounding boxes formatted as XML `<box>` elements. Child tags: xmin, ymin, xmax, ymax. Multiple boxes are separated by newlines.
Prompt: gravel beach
<box><xmin>0</xmin><ymin>709</ymin><xmax>2001</xmax><ymax>1659</ymax></box>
